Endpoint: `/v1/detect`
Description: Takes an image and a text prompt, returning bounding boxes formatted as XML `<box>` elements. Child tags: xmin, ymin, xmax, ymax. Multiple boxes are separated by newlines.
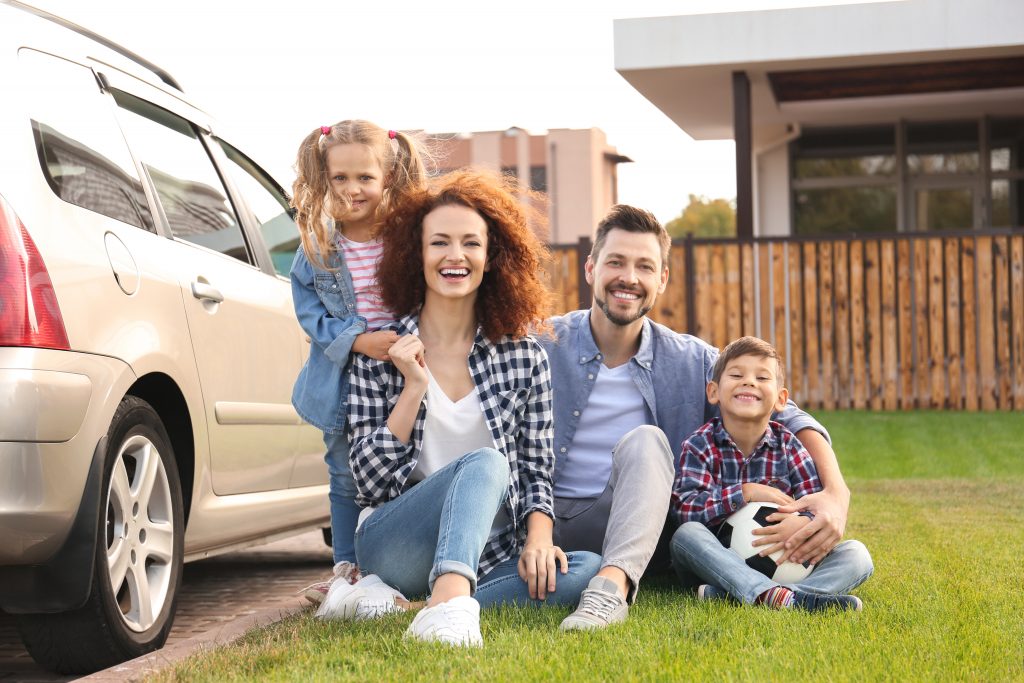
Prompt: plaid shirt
<box><xmin>671</xmin><ymin>417</ymin><xmax>821</xmax><ymax>528</ymax></box>
<box><xmin>348</xmin><ymin>313</ymin><xmax>555</xmax><ymax>578</ymax></box>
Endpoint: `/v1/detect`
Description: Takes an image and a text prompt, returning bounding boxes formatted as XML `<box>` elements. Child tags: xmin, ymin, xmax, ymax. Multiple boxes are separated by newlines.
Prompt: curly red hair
<box><xmin>378</xmin><ymin>169</ymin><xmax>552</xmax><ymax>342</ymax></box>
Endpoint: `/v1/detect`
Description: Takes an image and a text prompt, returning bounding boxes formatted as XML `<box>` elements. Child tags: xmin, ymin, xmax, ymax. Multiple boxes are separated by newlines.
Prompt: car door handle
<box><xmin>191</xmin><ymin>281</ymin><xmax>224</xmax><ymax>303</ymax></box>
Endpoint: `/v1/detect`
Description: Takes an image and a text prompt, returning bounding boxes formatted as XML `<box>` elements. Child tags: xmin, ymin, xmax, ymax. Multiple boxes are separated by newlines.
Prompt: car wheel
<box><xmin>17</xmin><ymin>396</ymin><xmax>184</xmax><ymax>674</ymax></box>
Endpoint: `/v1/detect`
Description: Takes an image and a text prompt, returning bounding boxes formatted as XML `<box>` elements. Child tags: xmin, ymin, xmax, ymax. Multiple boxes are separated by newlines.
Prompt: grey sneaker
<box><xmin>559</xmin><ymin>576</ymin><xmax>628</xmax><ymax>631</ymax></box>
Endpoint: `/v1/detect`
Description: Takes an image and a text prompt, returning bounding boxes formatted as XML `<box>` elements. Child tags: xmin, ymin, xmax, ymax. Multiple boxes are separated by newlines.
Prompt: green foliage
<box><xmin>159</xmin><ymin>412</ymin><xmax>1024</xmax><ymax>683</ymax></box>
<box><xmin>665</xmin><ymin>194</ymin><xmax>736</xmax><ymax>239</ymax></box>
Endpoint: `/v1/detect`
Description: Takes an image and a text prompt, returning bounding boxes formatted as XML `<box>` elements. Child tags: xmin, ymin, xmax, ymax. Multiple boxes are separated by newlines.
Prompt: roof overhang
<box><xmin>614</xmin><ymin>0</ymin><xmax>1024</xmax><ymax>140</ymax></box>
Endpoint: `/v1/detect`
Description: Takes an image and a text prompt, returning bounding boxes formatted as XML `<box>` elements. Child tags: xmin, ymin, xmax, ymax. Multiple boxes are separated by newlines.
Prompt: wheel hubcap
<box><xmin>105</xmin><ymin>434</ymin><xmax>174</xmax><ymax>633</ymax></box>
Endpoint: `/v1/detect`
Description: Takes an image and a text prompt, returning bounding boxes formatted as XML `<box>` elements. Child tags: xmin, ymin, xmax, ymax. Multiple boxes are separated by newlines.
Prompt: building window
<box><xmin>529</xmin><ymin>165</ymin><xmax>547</xmax><ymax>193</ymax></box>
<box><xmin>791</xmin><ymin>118</ymin><xmax>1024</xmax><ymax>234</ymax></box>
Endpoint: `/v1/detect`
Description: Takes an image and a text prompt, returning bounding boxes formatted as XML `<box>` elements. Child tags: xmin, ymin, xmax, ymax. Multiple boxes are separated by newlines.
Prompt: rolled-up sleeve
<box><xmin>516</xmin><ymin>345</ymin><xmax>555</xmax><ymax>522</ymax></box>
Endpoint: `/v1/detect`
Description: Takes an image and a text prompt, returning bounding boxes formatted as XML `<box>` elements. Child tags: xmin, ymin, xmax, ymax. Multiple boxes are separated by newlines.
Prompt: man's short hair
<box><xmin>591</xmin><ymin>204</ymin><xmax>671</xmax><ymax>268</ymax></box>
<box><xmin>711</xmin><ymin>336</ymin><xmax>786</xmax><ymax>386</ymax></box>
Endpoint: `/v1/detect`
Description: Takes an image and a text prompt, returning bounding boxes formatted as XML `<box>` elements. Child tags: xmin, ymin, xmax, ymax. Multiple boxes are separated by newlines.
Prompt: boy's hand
<box><xmin>352</xmin><ymin>330</ymin><xmax>400</xmax><ymax>361</ymax></box>
<box><xmin>741</xmin><ymin>483</ymin><xmax>796</xmax><ymax>506</ymax></box>
<box><xmin>751</xmin><ymin>513</ymin><xmax>810</xmax><ymax>563</ymax></box>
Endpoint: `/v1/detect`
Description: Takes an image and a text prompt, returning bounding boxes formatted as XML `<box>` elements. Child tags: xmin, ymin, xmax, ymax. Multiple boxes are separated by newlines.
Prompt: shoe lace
<box><xmin>577</xmin><ymin>588</ymin><xmax>621</xmax><ymax>621</ymax></box>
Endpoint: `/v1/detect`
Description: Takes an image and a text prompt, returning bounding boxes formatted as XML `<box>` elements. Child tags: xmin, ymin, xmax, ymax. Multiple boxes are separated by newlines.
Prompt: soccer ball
<box><xmin>715</xmin><ymin>502</ymin><xmax>813</xmax><ymax>584</ymax></box>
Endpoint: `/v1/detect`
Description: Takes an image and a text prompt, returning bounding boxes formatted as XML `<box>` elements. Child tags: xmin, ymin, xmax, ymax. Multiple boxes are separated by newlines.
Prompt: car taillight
<box><xmin>0</xmin><ymin>193</ymin><xmax>70</xmax><ymax>350</ymax></box>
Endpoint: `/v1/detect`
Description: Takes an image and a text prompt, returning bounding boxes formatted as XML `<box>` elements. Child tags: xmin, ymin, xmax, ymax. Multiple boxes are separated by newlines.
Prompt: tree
<box><xmin>665</xmin><ymin>194</ymin><xmax>736</xmax><ymax>238</ymax></box>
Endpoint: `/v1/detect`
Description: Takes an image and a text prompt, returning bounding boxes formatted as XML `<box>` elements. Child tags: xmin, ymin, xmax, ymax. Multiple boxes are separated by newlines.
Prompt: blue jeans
<box><xmin>671</xmin><ymin>521</ymin><xmax>874</xmax><ymax>604</ymax></box>
<box><xmin>476</xmin><ymin>553</ymin><xmax>601</xmax><ymax>608</ymax></box>
<box><xmin>324</xmin><ymin>432</ymin><xmax>359</xmax><ymax>564</ymax></box>
<box><xmin>355</xmin><ymin>448</ymin><xmax>601</xmax><ymax>604</ymax></box>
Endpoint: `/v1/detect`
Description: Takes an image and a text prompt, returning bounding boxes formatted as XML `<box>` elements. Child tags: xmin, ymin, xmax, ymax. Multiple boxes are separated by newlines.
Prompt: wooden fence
<box><xmin>544</xmin><ymin>230</ymin><xmax>1024</xmax><ymax>411</ymax></box>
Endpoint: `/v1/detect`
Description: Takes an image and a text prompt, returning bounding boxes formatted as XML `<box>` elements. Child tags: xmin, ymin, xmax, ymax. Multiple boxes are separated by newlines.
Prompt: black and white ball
<box><xmin>715</xmin><ymin>502</ymin><xmax>813</xmax><ymax>584</ymax></box>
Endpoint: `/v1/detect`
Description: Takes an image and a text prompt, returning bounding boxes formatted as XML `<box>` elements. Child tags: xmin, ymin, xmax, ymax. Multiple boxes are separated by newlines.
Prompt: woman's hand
<box><xmin>387</xmin><ymin>334</ymin><xmax>428</xmax><ymax>387</ymax></box>
<box><xmin>352</xmin><ymin>330</ymin><xmax>400</xmax><ymax>361</ymax></box>
<box><xmin>518</xmin><ymin>541</ymin><xmax>569</xmax><ymax>601</ymax></box>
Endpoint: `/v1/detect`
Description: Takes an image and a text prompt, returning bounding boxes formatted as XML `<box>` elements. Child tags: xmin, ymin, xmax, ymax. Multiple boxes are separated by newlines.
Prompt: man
<box><xmin>545</xmin><ymin>205</ymin><xmax>850</xmax><ymax>631</ymax></box>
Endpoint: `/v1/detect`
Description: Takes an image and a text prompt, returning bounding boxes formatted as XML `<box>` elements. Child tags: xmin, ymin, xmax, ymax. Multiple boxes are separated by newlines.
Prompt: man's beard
<box><xmin>595</xmin><ymin>292</ymin><xmax>652</xmax><ymax>326</ymax></box>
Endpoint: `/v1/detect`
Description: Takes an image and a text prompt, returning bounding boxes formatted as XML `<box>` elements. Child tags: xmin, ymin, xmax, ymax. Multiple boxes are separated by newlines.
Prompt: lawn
<box><xmin>159</xmin><ymin>412</ymin><xmax>1024</xmax><ymax>682</ymax></box>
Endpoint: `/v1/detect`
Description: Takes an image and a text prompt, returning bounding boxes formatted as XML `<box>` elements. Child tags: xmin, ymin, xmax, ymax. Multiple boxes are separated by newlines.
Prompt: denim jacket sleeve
<box><xmin>290</xmin><ymin>246</ymin><xmax>366</xmax><ymax>367</ymax></box>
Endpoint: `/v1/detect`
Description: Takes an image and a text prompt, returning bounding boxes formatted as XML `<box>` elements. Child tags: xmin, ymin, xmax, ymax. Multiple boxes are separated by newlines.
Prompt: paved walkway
<box><xmin>0</xmin><ymin>530</ymin><xmax>332</xmax><ymax>682</ymax></box>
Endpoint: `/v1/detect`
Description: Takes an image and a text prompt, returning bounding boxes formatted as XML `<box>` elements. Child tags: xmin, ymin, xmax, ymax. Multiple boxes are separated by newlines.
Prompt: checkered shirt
<box><xmin>671</xmin><ymin>417</ymin><xmax>821</xmax><ymax>528</ymax></box>
<box><xmin>348</xmin><ymin>313</ymin><xmax>555</xmax><ymax>578</ymax></box>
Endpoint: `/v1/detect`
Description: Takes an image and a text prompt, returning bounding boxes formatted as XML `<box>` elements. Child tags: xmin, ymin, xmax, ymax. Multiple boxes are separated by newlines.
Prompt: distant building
<box><xmin>615</xmin><ymin>0</ymin><xmax>1024</xmax><ymax>237</ymax></box>
<box><xmin>435</xmin><ymin>127</ymin><xmax>631</xmax><ymax>243</ymax></box>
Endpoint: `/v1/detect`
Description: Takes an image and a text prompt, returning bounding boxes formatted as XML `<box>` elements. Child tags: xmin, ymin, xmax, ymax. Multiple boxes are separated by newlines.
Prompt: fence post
<box><xmin>577</xmin><ymin>236</ymin><xmax>592</xmax><ymax>309</ymax></box>
<box><xmin>685</xmin><ymin>233</ymin><xmax>697</xmax><ymax>335</ymax></box>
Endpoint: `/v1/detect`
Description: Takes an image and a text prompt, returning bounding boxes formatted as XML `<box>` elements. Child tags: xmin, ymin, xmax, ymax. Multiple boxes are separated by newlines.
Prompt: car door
<box><xmin>107</xmin><ymin>83</ymin><xmax>300</xmax><ymax>495</ymax></box>
<box><xmin>210</xmin><ymin>139</ymin><xmax>327</xmax><ymax>488</ymax></box>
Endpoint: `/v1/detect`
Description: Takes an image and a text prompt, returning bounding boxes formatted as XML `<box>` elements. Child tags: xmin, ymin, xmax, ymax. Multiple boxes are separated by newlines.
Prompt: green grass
<box><xmin>159</xmin><ymin>412</ymin><xmax>1024</xmax><ymax>682</ymax></box>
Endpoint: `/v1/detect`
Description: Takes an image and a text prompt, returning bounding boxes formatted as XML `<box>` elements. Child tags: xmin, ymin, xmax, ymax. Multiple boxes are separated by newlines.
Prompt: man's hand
<box><xmin>352</xmin><ymin>330</ymin><xmax>400</xmax><ymax>361</ymax></box>
<box><xmin>741</xmin><ymin>483</ymin><xmax>796</xmax><ymax>506</ymax></box>
<box><xmin>751</xmin><ymin>513</ymin><xmax>810</xmax><ymax>563</ymax></box>
<box><xmin>518</xmin><ymin>542</ymin><xmax>569</xmax><ymax>600</ymax></box>
<box><xmin>777</xmin><ymin>489</ymin><xmax>848</xmax><ymax>565</ymax></box>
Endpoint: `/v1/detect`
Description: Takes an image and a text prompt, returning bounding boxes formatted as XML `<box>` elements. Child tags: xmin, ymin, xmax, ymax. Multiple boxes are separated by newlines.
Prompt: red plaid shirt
<box><xmin>671</xmin><ymin>417</ymin><xmax>821</xmax><ymax>528</ymax></box>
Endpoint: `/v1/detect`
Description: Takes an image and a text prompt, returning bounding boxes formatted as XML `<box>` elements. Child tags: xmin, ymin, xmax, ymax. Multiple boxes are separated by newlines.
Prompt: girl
<box><xmin>318</xmin><ymin>170</ymin><xmax>601</xmax><ymax>646</ymax></box>
<box><xmin>289</xmin><ymin>120</ymin><xmax>428</xmax><ymax>600</ymax></box>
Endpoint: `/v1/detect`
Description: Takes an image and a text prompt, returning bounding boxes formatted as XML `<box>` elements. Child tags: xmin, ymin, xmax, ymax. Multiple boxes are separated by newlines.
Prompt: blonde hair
<box><xmin>291</xmin><ymin>120</ymin><xmax>430</xmax><ymax>269</ymax></box>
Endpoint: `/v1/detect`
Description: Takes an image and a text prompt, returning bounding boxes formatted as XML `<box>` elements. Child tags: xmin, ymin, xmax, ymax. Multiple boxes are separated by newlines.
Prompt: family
<box><xmin>290</xmin><ymin>120</ymin><xmax>874</xmax><ymax>647</ymax></box>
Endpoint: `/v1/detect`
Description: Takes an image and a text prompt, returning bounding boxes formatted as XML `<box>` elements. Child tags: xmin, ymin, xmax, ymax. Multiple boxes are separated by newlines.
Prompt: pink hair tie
<box><xmin>388</xmin><ymin>130</ymin><xmax>397</xmax><ymax>140</ymax></box>
<box><xmin>320</xmin><ymin>126</ymin><xmax>331</xmax><ymax>136</ymax></box>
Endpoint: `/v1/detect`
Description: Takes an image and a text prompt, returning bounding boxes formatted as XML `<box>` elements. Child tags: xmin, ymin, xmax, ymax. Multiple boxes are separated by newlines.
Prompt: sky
<box><xmin>30</xmin><ymin>0</ymin><xmax>887</xmax><ymax>224</ymax></box>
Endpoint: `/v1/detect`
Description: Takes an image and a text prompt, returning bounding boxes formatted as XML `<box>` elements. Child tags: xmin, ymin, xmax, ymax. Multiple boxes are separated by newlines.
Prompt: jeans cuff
<box><xmin>429</xmin><ymin>560</ymin><xmax>478</xmax><ymax>595</ymax></box>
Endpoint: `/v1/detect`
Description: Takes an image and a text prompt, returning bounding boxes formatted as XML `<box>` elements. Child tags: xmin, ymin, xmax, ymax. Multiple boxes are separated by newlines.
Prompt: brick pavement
<box><xmin>0</xmin><ymin>530</ymin><xmax>333</xmax><ymax>682</ymax></box>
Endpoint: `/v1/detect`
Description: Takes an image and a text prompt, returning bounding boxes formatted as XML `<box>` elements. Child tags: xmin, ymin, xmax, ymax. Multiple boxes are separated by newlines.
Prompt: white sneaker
<box><xmin>404</xmin><ymin>595</ymin><xmax>483</xmax><ymax>647</ymax></box>
<box><xmin>299</xmin><ymin>561</ymin><xmax>362</xmax><ymax>606</ymax></box>
<box><xmin>316</xmin><ymin>573</ymin><xmax>407</xmax><ymax>621</ymax></box>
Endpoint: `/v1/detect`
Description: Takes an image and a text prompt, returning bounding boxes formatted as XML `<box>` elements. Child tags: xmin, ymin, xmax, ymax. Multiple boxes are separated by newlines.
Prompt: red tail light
<box><xmin>0</xmin><ymin>194</ymin><xmax>70</xmax><ymax>350</ymax></box>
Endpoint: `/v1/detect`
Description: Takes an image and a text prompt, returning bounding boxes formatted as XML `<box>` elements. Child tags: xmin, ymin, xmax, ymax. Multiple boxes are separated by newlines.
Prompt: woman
<box><xmin>319</xmin><ymin>170</ymin><xmax>600</xmax><ymax>646</ymax></box>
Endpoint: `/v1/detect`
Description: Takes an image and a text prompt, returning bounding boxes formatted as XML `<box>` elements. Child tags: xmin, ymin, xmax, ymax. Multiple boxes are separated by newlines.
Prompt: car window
<box><xmin>217</xmin><ymin>139</ymin><xmax>300</xmax><ymax>277</ymax></box>
<box><xmin>110</xmin><ymin>90</ymin><xmax>252</xmax><ymax>265</ymax></box>
<box><xmin>18</xmin><ymin>49</ymin><xmax>154</xmax><ymax>232</ymax></box>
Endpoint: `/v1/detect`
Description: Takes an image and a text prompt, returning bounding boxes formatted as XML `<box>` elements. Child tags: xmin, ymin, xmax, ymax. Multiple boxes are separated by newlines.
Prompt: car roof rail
<box><xmin>2</xmin><ymin>0</ymin><xmax>184</xmax><ymax>92</ymax></box>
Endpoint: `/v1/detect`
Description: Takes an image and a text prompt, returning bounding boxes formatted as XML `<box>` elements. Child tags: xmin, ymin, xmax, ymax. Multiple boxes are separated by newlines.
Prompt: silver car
<box><xmin>0</xmin><ymin>1</ymin><xmax>328</xmax><ymax>673</ymax></box>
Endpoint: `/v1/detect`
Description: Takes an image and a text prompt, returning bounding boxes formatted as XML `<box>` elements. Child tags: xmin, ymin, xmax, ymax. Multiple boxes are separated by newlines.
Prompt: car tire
<box><xmin>17</xmin><ymin>396</ymin><xmax>184</xmax><ymax>674</ymax></box>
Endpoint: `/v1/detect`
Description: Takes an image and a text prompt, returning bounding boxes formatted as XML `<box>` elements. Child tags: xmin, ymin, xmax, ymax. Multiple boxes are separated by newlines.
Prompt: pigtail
<box><xmin>291</xmin><ymin>127</ymin><xmax>336</xmax><ymax>270</ymax></box>
<box><xmin>379</xmin><ymin>130</ymin><xmax>433</xmax><ymax>230</ymax></box>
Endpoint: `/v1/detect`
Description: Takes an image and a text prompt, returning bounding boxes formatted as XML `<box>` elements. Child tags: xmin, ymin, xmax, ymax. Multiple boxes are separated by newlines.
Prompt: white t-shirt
<box><xmin>553</xmin><ymin>362</ymin><xmax>647</xmax><ymax>498</ymax></box>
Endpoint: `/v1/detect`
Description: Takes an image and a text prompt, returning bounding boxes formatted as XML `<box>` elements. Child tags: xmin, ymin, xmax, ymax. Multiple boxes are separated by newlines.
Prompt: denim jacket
<box><xmin>290</xmin><ymin>244</ymin><xmax>367</xmax><ymax>434</ymax></box>
<box><xmin>539</xmin><ymin>310</ymin><xmax>829</xmax><ymax>483</ymax></box>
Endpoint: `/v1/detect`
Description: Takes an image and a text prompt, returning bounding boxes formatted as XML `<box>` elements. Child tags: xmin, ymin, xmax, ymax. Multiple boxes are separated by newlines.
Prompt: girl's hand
<box><xmin>352</xmin><ymin>330</ymin><xmax>400</xmax><ymax>361</ymax></box>
<box><xmin>518</xmin><ymin>542</ymin><xmax>569</xmax><ymax>601</ymax></box>
<box><xmin>387</xmin><ymin>334</ymin><xmax>428</xmax><ymax>387</ymax></box>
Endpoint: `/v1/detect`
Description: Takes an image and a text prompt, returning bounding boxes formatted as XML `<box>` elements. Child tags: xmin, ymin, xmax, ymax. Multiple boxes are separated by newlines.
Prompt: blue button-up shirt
<box><xmin>539</xmin><ymin>310</ymin><xmax>828</xmax><ymax>487</ymax></box>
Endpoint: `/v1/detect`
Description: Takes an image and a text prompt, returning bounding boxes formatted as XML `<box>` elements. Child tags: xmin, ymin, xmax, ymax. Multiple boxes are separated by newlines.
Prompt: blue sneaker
<box><xmin>696</xmin><ymin>584</ymin><xmax>733</xmax><ymax>602</ymax></box>
<box><xmin>792</xmin><ymin>591</ymin><xmax>863</xmax><ymax>612</ymax></box>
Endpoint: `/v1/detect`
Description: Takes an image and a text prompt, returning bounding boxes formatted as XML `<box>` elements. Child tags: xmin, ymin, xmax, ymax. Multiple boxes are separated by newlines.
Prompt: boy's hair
<box><xmin>711</xmin><ymin>336</ymin><xmax>786</xmax><ymax>386</ymax></box>
<box><xmin>590</xmin><ymin>204</ymin><xmax>671</xmax><ymax>268</ymax></box>
<box><xmin>291</xmin><ymin>120</ymin><xmax>432</xmax><ymax>269</ymax></box>
<box><xmin>378</xmin><ymin>169</ymin><xmax>552</xmax><ymax>343</ymax></box>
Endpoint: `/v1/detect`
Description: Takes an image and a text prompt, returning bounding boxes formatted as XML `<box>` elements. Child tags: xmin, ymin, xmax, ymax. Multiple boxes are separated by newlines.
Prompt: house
<box><xmin>614</xmin><ymin>0</ymin><xmax>1024</xmax><ymax>237</ymax></box>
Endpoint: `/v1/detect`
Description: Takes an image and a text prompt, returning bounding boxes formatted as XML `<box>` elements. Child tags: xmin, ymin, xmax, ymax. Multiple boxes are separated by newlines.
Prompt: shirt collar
<box><xmin>711</xmin><ymin>416</ymin><xmax>777</xmax><ymax>452</ymax></box>
<box><xmin>575</xmin><ymin>309</ymin><xmax>654</xmax><ymax>370</ymax></box>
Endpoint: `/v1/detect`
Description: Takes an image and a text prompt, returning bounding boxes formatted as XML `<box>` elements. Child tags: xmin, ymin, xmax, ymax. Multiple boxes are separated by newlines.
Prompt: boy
<box><xmin>670</xmin><ymin>336</ymin><xmax>873</xmax><ymax>611</ymax></box>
